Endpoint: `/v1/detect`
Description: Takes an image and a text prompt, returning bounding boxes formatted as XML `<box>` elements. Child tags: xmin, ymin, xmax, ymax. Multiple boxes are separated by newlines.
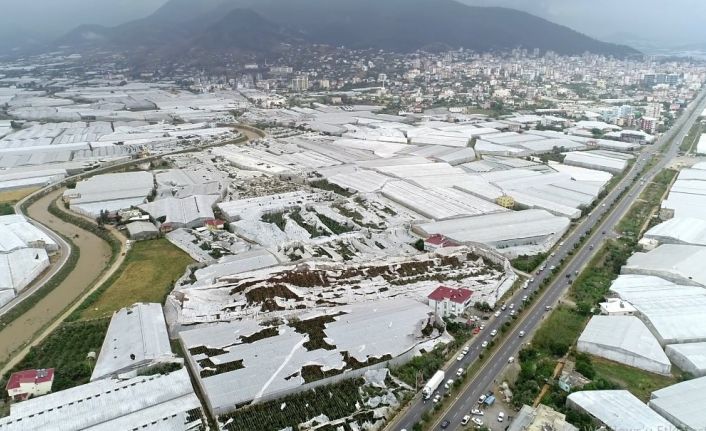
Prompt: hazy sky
<box><xmin>462</xmin><ymin>0</ymin><xmax>706</xmax><ymax>47</ymax></box>
<box><xmin>0</xmin><ymin>0</ymin><xmax>165</xmax><ymax>43</ymax></box>
<box><xmin>1</xmin><ymin>0</ymin><xmax>704</xmax><ymax>49</ymax></box>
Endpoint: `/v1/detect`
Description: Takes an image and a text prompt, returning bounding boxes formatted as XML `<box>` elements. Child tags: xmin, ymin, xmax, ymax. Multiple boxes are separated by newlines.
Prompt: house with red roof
<box><xmin>427</xmin><ymin>286</ymin><xmax>473</xmax><ymax>317</ymax></box>
<box><xmin>5</xmin><ymin>368</ymin><xmax>54</xmax><ymax>401</ymax></box>
<box><xmin>424</xmin><ymin>234</ymin><xmax>459</xmax><ymax>251</ymax></box>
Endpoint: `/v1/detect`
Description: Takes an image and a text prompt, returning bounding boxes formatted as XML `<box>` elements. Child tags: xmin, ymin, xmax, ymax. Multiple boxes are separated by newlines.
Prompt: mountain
<box><xmin>57</xmin><ymin>0</ymin><xmax>639</xmax><ymax>58</ymax></box>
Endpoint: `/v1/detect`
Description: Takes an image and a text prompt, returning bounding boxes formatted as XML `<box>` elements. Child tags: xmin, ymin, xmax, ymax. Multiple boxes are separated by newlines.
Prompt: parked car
<box><xmin>456</xmin><ymin>367</ymin><xmax>464</xmax><ymax>377</ymax></box>
<box><xmin>444</xmin><ymin>379</ymin><xmax>454</xmax><ymax>389</ymax></box>
<box><xmin>478</xmin><ymin>394</ymin><xmax>486</xmax><ymax>403</ymax></box>
<box><xmin>472</xmin><ymin>417</ymin><xmax>484</xmax><ymax>426</ymax></box>
<box><xmin>433</xmin><ymin>394</ymin><xmax>442</xmax><ymax>403</ymax></box>
<box><xmin>461</xmin><ymin>415</ymin><xmax>471</xmax><ymax>425</ymax></box>
<box><xmin>494</xmin><ymin>311</ymin><xmax>501</xmax><ymax>317</ymax></box>
<box><xmin>471</xmin><ymin>408</ymin><xmax>483</xmax><ymax>416</ymax></box>
<box><xmin>457</xmin><ymin>354</ymin><xmax>465</xmax><ymax>361</ymax></box>
<box><xmin>498</xmin><ymin>412</ymin><xmax>505</xmax><ymax>422</ymax></box>
<box><xmin>490</xmin><ymin>329</ymin><xmax>497</xmax><ymax>337</ymax></box>
<box><xmin>481</xmin><ymin>341</ymin><xmax>489</xmax><ymax>348</ymax></box>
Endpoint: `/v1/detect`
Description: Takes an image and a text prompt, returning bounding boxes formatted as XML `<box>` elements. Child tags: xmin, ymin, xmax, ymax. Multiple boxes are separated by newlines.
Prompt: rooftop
<box><xmin>427</xmin><ymin>285</ymin><xmax>473</xmax><ymax>304</ymax></box>
<box><xmin>5</xmin><ymin>368</ymin><xmax>54</xmax><ymax>391</ymax></box>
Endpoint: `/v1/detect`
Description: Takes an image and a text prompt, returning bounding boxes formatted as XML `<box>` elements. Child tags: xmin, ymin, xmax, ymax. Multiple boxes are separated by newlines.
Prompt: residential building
<box><xmin>427</xmin><ymin>285</ymin><xmax>473</xmax><ymax>317</ymax></box>
<box><xmin>5</xmin><ymin>368</ymin><xmax>54</xmax><ymax>401</ymax></box>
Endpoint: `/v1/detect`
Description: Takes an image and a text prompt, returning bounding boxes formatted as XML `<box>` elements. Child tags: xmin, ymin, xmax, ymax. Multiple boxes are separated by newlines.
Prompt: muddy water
<box><xmin>0</xmin><ymin>189</ymin><xmax>112</xmax><ymax>363</ymax></box>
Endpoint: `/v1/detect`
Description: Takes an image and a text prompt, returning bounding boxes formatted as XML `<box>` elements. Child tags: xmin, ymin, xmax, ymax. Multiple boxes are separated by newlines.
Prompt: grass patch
<box><xmin>261</xmin><ymin>211</ymin><xmax>286</xmax><ymax>231</ymax></box>
<box><xmin>591</xmin><ymin>357</ymin><xmax>677</xmax><ymax>401</ymax></box>
<box><xmin>532</xmin><ymin>307</ymin><xmax>587</xmax><ymax>356</ymax></box>
<box><xmin>0</xmin><ymin>319</ymin><xmax>109</xmax><ymax>399</ymax></box>
<box><xmin>679</xmin><ymin>121</ymin><xmax>704</xmax><ymax>153</ymax></box>
<box><xmin>616</xmin><ymin>169</ymin><xmax>677</xmax><ymax>239</ymax></box>
<box><xmin>0</xmin><ymin>187</ymin><xmax>38</xmax><ymax>206</ymax></box>
<box><xmin>511</xmin><ymin>253</ymin><xmax>547</xmax><ymax>273</ymax></box>
<box><xmin>73</xmin><ymin>238</ymin><xmax>193</xmax><ymax>321</ymax></box>
<box><xmin>309</xmin><ymin>180</ymin><xmax>354</xmax><ymax>197</ymax></box>
<box><xmin>316</xmin><ymin>213</ymin><xmax>354</xmax><ymax>235</ymax></box>
<box><xmin>0</xmin><ymin>203</ymin><xmax>13</xmax><ymax>215</ymax></box>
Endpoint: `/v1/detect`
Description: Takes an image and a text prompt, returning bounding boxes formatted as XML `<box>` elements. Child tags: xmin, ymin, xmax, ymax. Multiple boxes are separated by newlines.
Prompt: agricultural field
<box><xmin>75</xmin><ymin>238</ymin><xmax>194</xmax><ymax>320</ymax></box>
<box><xmin>218</xmin><ymin>372</ymin><xmax>409</xmax><ymax>431</ymax></box>
<box><xmin>591</xmin><ymin>357</ymin><xmax>677</xmax><ymax>402</ymax></box>
<box><xmin>0</xmin><ymin>319</ymin><xmax>109</xmax><ymax>397</ymax></box>
<box><xmin>0</xmin><ymin>187</ymin><xmax>37</xmax><ymax>215</ymax></box>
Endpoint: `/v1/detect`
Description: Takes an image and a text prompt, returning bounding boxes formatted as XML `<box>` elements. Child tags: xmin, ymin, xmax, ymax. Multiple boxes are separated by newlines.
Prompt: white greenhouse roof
<box><xmin>416</xmin><ymin>209</ymin><xmax>570</xmax><ymax>247</ymax></box>
<box><xmin>649</xmin><ymin>377</ymin><xmax>706</xmax><ymax>431</ymax></box>
<box><xmin>91</xmin><ymin>303</ymin><xmax>174</xmax><ymax>381</ymax></box>
<box><xmin>610</xmin><ymin>274</ymin><xmax>706</xmax><ymax>345</ymax></box>
<box><xmin>665</xmin><ymin>343</ymin><xmax>706</xmax><ymax>377</ymax></box>
<box><xmin>644</xmin><ymin>217</ymin><xmax>706</xmax><ymax>246</ymax></box>
<box><xmin>623</xmin><ymin>244</ymin><xmax>706</xmax><ymax>287</ymax></box>
<box><xmin>0</xmin><ymin>369</ymin><xmax>203</xmax><ymax>431</ymax></box>
<box><xmin>567</xmin><ymin>390</ymin><xmax>674</xmax><ymax>431</ymax></box>
<box><xmin>577</xmin><ymin>316</ymin><xmax>670</xmax><ymax>374</ymax></box>
<box><xmin>180</xmin><ymin>298</ymin><xmax>432</xmax><ymax>414</ymax></box>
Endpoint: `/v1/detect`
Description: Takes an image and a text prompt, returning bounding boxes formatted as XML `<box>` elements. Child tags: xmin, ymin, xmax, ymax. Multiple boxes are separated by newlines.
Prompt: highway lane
<box><xmin>390</xmin><ymin>89</ymin><xmax>706</xmax><ymax>431</ymax></box>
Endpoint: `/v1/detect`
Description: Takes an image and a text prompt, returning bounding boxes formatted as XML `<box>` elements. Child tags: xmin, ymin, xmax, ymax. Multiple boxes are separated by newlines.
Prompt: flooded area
<box><xmin>0</xmin><ymin>189</ymin><xmax>112</xmax><ymax>364</ymax></box>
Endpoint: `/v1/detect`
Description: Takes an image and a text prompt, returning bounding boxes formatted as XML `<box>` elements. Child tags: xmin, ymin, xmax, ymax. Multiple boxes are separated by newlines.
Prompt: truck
<box><xmin>422</xmin><ymin>370</ymin><xmax>445</xmax><ymax>399</ymax></box>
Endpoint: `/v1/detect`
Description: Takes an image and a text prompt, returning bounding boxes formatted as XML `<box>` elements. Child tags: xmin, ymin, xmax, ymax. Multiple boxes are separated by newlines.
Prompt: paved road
<box><xmin>390</xmin><ymin>89</ymin><xmax>706</xmax><ymax>431</ymax></box>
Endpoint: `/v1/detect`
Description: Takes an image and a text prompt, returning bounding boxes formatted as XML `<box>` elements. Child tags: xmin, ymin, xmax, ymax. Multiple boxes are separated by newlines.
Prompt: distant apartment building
<box><xmin>290</xmin><ymin>75</ymin><xmax>309</xmax><ymax>92</ymax></box>
<box><xmin>641</xmin><ymin>116</ymin><xmax>658</xmax><ymax>134</ymax></box>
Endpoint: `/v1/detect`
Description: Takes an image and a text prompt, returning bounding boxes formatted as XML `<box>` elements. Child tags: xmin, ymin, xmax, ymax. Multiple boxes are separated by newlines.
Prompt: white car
<box><xmin>508</xmin><ymin>356</ymin><xmax>515</xmax><ymax>363</ymax></box>
<box><xmin>478</xmin><ymin>394</ymin><xmax>486</xmax><ymax>403</ymax></box>
<box><xmin>498</xmin><ymin>412</ymin><xmax>505</xmax><ymax>422</ymax></box>
<box><xmin>509</xmin><ymin>303</ymin><xmax>515</xmax><ymax>310</ymax></box>
<box><xmin>481</xmin><ymin>341</ymin><xmax>489</xmax><ymax>348</ymax></box>
<box><xmin>519</xmin><ymin>330</ymin><xmax>526</xmax><ymax>337</ymax></box>
<box><xmin>461</xmin><ymin>415</ymin><xmax>471</xmax><ymax>426</ymax></box>
<box><xmin>479</xmin><ymin>324</ymin><xmax>485</xmax><ymax>330</ymax></box>
<box><xmin>471</xmin><ymin>408</ymin><xmax>483</xmax><ymax>416</ymax></box>
<box><xmin>500</xmin><ymin>304</ymin><xmax>507</xmax><ymax>311</ymax></box>
<box><xmin>456</xmin><ymin>367</ymin><xmax>464</xmax><ymax>377</ymax></box>
<box><xmin>444</xmin><ymin>379</ymin><xmax>454</xmax><ymax>389</ymax></box>
<box><xmin>472</xmin><ymin>417</ymin><xmax>484</xmax><ymax>426</ymax></box>
<box><xmin>457</xmin><ymin>354</ymin><xmax>465</xmax><ymax>361</ymax></box>
<box><xmin>490</xmin><ymin>329</ymin><xmax>497</xmax><ymax>337</ymax></box>
<box><xmin>522</xmin><ymin>295</ymin><xmax>528</xmax><ymax>302</ymax></box>
<box><xmin>433</xmin><ymin>394</ymin><xmax>442</xmax><ymax>403</ymax></box>
<box><xmin>462</xmin><ymin>346</ymin><xmax>470</xmax><ymax>355</ymax></box>
<box><xmin>494</xmin><ymin>311</ymin><xmax>501</xmax><ymax>317</ymax></box>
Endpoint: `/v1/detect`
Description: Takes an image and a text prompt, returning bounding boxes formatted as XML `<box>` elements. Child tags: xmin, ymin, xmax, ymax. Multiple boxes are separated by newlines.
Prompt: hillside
<box><xmin>58</xmin><ymin>0</ymin><xmax>639</xmax><ymax>58</ymax></box>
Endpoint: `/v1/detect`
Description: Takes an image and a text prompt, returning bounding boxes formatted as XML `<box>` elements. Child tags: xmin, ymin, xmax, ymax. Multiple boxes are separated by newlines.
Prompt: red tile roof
<box><xmin>427</xmin><ymin>286</ymin><xmax>473</xmax><ymax>304</ymax></box>
<box><xmin>425</xmin><ymin>234</ymin><xmax>458</xmax><ymax>247</ymax></box>
<box><xmin>5</xmin><ymin>368</ymin><xmax>54</xmax><ymax>391</ymax></box>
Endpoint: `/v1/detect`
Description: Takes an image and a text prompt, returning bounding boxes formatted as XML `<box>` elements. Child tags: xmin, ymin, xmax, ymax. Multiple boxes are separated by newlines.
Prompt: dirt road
<box><xmin>0</xmin><ymin>190</ymin><xmax>112</xmax><ymax>364</ymax></box>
